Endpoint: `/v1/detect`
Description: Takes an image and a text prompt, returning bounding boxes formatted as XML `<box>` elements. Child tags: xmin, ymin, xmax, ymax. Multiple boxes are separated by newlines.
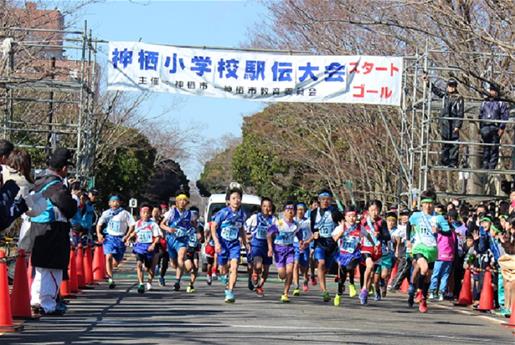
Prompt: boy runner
<box><xmin>210</xmin><ymin>185</ymin><xmax>248</xmax><ymax>303</ymax></box>
<box><xmin>293</xmin><ymin>202</ymin><xmax>312</xmax><ymax>295</ymax></box>
<box><xmin>407</xmin><ymin>190</ymin><xmax>450</xmax><ymax>313</ymax></box>
<box><xmin>96</xmin><ymin>195</ymin><xmax>135</xmax><ymax>289</ymax></box>
<box><xmin>311</xmin><ymin>189</ymin><xmax>342</xmax><ymax>302</ymax></box>
<box><xmin>184</xmin><ymin>206</ymin><xmax>204</xmax><ymax>293</ymax></box>
<box><xmin>245</xmin><ymin>197</ymin><xmax>276</xmax><ymax>297</ymax></box>
<box><xmin>160</xmin><ymin>192</ymin><xmax>193</xmax><ymax>291</ymax></box>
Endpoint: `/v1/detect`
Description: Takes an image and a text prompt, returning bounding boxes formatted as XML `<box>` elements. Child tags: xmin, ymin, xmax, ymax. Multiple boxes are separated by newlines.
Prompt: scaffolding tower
<box><xmin>397</xmin><ymin>46</ymin><xmax>515</xmax><ymax>207</ymax></box>
<box><xmin>0</xmin><ymin>22</ymin><xmax>98</xmax><ymax>180</ymax></box>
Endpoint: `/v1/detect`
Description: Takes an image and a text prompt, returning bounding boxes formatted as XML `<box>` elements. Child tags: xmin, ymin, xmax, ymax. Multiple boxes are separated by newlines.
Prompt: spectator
<box><xmin>0</xmin><ymin>139</ymin><xmax>14</xmax><ymax>165</ymax></box>
<box><xmin>479</xmin><ymin>83</ymin><xmax>510</xmax><ymax>170</ymax></box>
<box><xmin>2</xmin><ymin>148</ymin><xmax>34</xmax><ymax>198</ymax></box>
<box><xmin>30</xmin><ymin>148</ymin><xmax>77</xmax><ymax>316</ymax></box>
<box><xmin>423</xmin><ymin>74</ymin><xmax>464</xmax><ymax>168</ymax></box>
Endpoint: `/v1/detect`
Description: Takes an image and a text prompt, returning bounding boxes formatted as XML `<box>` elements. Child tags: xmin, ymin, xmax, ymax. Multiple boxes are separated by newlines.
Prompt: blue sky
<box><xmin>55</xmin><ymin>0</ymin><xmax>268</xmax><ymax>178</ymax></box>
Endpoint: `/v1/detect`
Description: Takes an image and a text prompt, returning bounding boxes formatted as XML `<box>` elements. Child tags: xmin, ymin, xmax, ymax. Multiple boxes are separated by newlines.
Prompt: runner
<box><xmin>407</xmin><ymin>190</ymin><xmax>450</xmax><ymax>313</ymax></box>
<box><xmin>311</xmin><ymin>189</ymin><xmax>342</xmax><ymax>302</ymax></box>
<box><xmin>210</xmin><ymin>185</ymin><xmax>248</xmax><ymax>303</ymax></box>
<box><xmin>332</xmin><ymin>205</ymin><xmax>364</xmax><ymax>306</ymax></box>
<box><xmin>359</xmin><ymin>200</ymin><xmax>390</xmax><ymax>305</ymax></box>
<box><xmin>151</xmin><ymin>206</ymin><xmax>169</xmax><ymax>287</ymax></box>
<box><xmin>373</xmin><ymin>211</ymin><xmax>396</xmax><ymax>300</ymax></box>
<box><xmin>184</xmin><ymin>206</ymin><xmax>204</xmax><ymax>293</ymax></box>
<box><xmin>96</xmin><ymin>194</ymin><xmax>135</xmax><ymax>289</ymax></box>
<box><xmin>293</xmin><ymin>202</ymin><xmax>312</xmax><ymax>295</ymax></box>
<box><xmin>267</xmin><ymin>201</ymin><xmax>304</xmax><ymax>303</ymax></box>
<box><xmin>204</xmin><ymin>220</ymin><xmax>217</xmax><ymax>286</ymax></box>
<box><xmin>245</xmin><ymin>197</ymin><xmax>276</xmax><ymax>297</ymax></box>
<box><xmin>160</xmin><ymin>192</ymin><xmax>193</xmax><ymax>291</ymax></box>
<box><xmin>308</xmin><ymin>198</ymin><xmax>319</xmax><ymax>286</ymax></box>
<box><xmin>125</xmin><ymin>204</ymin><xmax>161</xmax><ymax>293</ymax></box>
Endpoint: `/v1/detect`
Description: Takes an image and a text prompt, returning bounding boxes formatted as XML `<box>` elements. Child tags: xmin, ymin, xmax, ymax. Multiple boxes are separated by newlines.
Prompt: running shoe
<box><xmin>248</xmin><ymin>277</ymin><xmax>255</xmax><ymax>291</ymax></box>
<box><xmin>186</xmin><ymin>285</ymin><xmax>196</xmax><ymax>293</ymax></box>
<box><xmin>206</xmin><ymin>275</ymin><xmax>212</xmax><ymax>286</ymax></box>
<box><xmin>419</xmin><ymin>298</ymin><xmax>428</xmax><ymax>313</ymax></box>
<box><xmin>349</xmin><ymin>284</ymin><xmax>357</xmax><ymax>298</ymax></box>
<box><xmin>359</xmin><ymin>289</ymin><xmax>368</xmax><ymax>305</ymax></box>
<box><xmin>334</xmin><ymin>294</ymin><xmax>341</xmax><ymax>307</ymax></box>
<box><xmin>256</xmin><ymin>286</ymin><xmax>265</xmax><ymax>297</ymax></box>
<box><xmin>225</xmin><ymin>290</ymin><xmax>235</xmax><ymax>303</ymax></box>
<box><xmin>429</xmin><ymin>292</ymin><xmax>435</xmax><ymax>300</ymax></box>
<box><xmin>281</xmin><ymin>294</ymin><xmax>290</xmax><ymax>303</ymax></box>
<box><xmin>311</xmin><ymin>277</ymin><xmax>317</xmax><ymax>286</ymax></box>
<box><xmin>414</xmin><ymin>289</ymin><xmax>423</xmax><ymax>304</ymax></box>
<box><xmin>293</xmin><ymin>288</ymin><xmax>301</xmax><ymax>296</ymax></box>
<box><xmin>220</xmin><ymin>275</ymin><xmax>228</xmax><ymax>286</ymax></box>
<box><xmin>137</xmin><ymin>284</ymin><xmax>145</xmax><ymax>294</ymax></box>
<box><xmin>173</xmin><ymin>281</ymin><xmax>180</xmax><ymax>291</ymax></box>
<box><xmin>438</xmin><ymin>294</ymin><xmax>444</xmax><ymax>302</ymax></box>
<box><xmin>146</xmin><ymin>282</ymin><xmax>152</xmax><ymax>291</ymax></box>
<box><xmin>108</xmin><ymin>278</ymin><xmax>116</xmax><ymax>289</ymax></box>
<box><xmin>322</xmin><ymin>290</ymin><xmax>331</xmax><ymax>302</ymax></box>
<box><xmin>374</xmin><ymin>290</ymin><xmax>381</xmax><ymax>301</ymax></box>
<box><xmin>159</xmin><ymin>277</ymin><xmax>166</xmax><ymax>287</ymax></box>
<box><xmin>302</xmin><ymin>281</ymin><xmax>309</xmax><ymax>292</ymax></box>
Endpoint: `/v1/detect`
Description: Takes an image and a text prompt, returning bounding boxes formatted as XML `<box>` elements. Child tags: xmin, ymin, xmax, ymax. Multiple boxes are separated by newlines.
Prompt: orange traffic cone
<box><xmin>0</xmin><ymin>250</ymin><xmax>22</xmax><ymax>332</ymax></box>
<box><xmin>76</xmin><ymin>244</ymin><xmax>86</xmax><ymax>288</ymax></box>
<box><xmin>60</xmin><ymin>250</ymin><xmax>74</xmax><ymax>298</ymax></box>
<box><xmin>400</xmin><ymin>278</ymin><xmax>410</xmax><ymax>293</ymax></box>
<box><xmin>27</xmin><ymin>254</ymin><xmax>33</xmax><ymax>291</ymax></box>
<box><xmin>388</xmin><ymin>261</ymin><xmax>399</xmax><ymax>286</ymax></box>
<box><xmin>93</xmin><ymin>244</ymin><xmax>105</xmax><ymax>282</ymax></box>
<box><xmin>83</xmin><ymin>244</ymin><xmax>93</xmax><ymax>285</ymax></box>
<box><xmin>69</xmin><ymin>248</ymin><xmax>79</xmax><ymax>293</ymax></box>
<box><xmin>454</xmin><ymin>268</ymin><xmax>472</xmax><ymax>306</ymax></box>
<box><xmin>477</xmin><ymin>268</ymin><xmax>495</xmax><ymax>311</ymax></box>
<box><xmin>10</xmin><ymin>249</ymin><xmax>32</xmax><ymax>319</ymax></box>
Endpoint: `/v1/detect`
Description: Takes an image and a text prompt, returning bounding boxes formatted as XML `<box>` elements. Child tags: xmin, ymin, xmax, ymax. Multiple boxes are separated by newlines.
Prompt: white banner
<box><xmin>108</xmin><ymin>41</ymin><xmax>403</xmax><ymax>106</ymax></box>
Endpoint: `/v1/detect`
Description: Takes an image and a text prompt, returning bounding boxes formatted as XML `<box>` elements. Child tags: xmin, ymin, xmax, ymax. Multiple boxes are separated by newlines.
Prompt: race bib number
<box><xmin>108</xmin><ymin>220</ymin><xmax>122</xmax><ymax>235</ymax></box>
<box><xmin>417</xmin><ymin>226</ymin><xmax>436</xmax><ymax>247</ymax></box>
<box><xmin>319</xmin><ymin>226</ymin><xmax>332</xmax><ymax>238</ymax></box>
<box><xmin>341</xmin><ymin>237</ymin><xmax>359</xmax><ymax>254</ymax></box>
<box><xmin>188</xmin><ymin>233</ymin><xmax>198</xmax><ymax>247</ymax></box>
<box><xmin>175</xmin><ymin>226</ymin><xmax>188</xmax><ymax>237</ymax></box>
<box><xmin>221</xmin><ymin>226</ymin><xmax>239</xmax><ymax>241</ymax></box>
<box><xmin>276</xmin><ymin>231</ymin><xmax>295</xmax><ymax>245</ymax></box>
<box><xmin>137</xmin><ymin>230</ymin><xmax>153</xmax><ymax>244</ymax></box>
<box><xmin>256</xmin><ymin>225</ymin><xmax>268</xmax><ymax>240</ymax></box>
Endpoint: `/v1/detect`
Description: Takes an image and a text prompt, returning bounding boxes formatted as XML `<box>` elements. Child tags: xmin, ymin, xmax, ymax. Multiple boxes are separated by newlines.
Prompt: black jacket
<box><xmin>31</xmin><ymin>173</ymin><xmax>77</xmax><ymax>270</ymax></box>
<box><xmin>430</xmin><ymin>83</ymin><xmax>464</xmax><ymax>140</ymax></box>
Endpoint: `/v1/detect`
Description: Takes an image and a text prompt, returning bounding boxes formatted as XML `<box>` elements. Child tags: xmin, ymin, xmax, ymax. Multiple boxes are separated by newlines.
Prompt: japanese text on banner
<box><xmin>108</xmin><ymin>41</ymin><xmax>403</xmax><ymax>106</ymax></box>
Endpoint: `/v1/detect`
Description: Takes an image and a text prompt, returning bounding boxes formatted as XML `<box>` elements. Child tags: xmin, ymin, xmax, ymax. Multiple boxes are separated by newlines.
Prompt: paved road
<box><xmin>2</xmin><ymin>258</ymin><xmax>514</xmax><ymax>345</ymax></box>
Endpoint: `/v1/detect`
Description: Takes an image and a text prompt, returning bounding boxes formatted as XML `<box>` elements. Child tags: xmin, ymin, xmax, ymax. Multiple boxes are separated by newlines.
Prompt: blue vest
<box><xmin>30</xmin><ymin>180</ymin><xmax>61</xmax><ymax>224</ymax></box>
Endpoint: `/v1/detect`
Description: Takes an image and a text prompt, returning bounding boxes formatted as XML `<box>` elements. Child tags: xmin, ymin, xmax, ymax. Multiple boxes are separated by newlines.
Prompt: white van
<box><xmin>201</xmin><ymin>193</ymin><xmax>261</xmax><ymax>270</ymax></box>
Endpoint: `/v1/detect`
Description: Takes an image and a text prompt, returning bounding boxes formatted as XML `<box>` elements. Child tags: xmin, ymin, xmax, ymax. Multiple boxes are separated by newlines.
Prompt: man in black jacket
<box><xmin>479</xmin><ymin>83</ymin><xmax>510</xmax><ymax>169</ymax></box>
<box><xmin>30</xmin><ymin>148</ymin><xmax>77</xmax><ymax>316</ymax></box>
<box><xmin>423</xmin><ymin>74</ymin><xmax>464</xmax><ymax>167</ymax></box>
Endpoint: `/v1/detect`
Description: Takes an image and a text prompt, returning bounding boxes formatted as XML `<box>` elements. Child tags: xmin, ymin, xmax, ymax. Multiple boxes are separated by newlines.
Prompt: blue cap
<box><xmin>109</xmin><ymin>195</ymin><xmax>120</xmax><ymax>202</ymax></box>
